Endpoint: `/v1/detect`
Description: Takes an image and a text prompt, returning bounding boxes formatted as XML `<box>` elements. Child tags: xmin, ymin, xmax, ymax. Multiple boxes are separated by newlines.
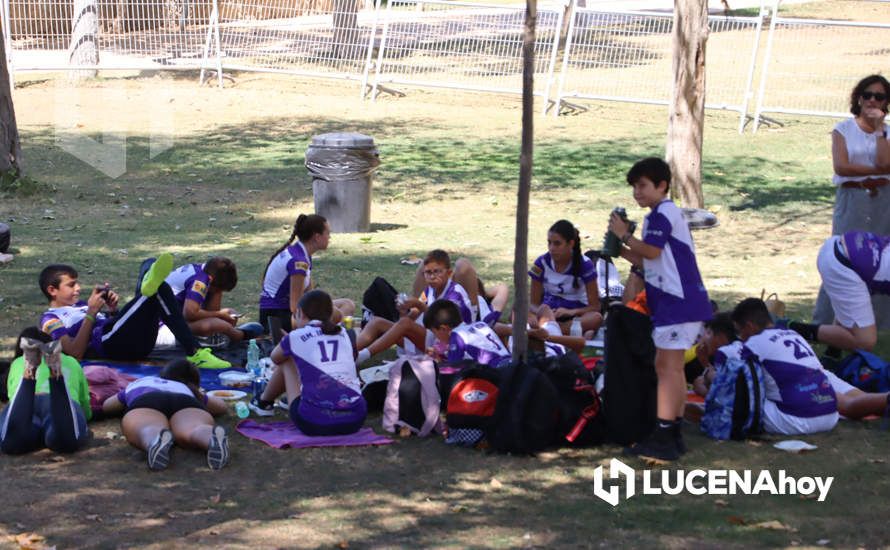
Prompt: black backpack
<box><xmin>536</xmin><ymin>352</ymin><xmax>606</xmax><ymax>447</ymax></box>
<box><xmin>486</xmin><ymin>359</ymin><xmax>561</xmax><ymax>454</ymax></box>
<box><xmin>361</xmin><ymin>277</ymin><xmax>400</xmax><ymax>325</ymax></box>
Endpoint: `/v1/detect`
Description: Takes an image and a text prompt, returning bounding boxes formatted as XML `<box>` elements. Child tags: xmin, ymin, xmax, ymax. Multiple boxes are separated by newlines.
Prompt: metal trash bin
<box><xmin>0</xmin><ymin>222</ymin><xmax>9</xmax><ymax>253</ymax></box>
<box><xmin>305</xmin><ymin>132</ymin><xmax>380</xmax><ymax>233</ymax></box>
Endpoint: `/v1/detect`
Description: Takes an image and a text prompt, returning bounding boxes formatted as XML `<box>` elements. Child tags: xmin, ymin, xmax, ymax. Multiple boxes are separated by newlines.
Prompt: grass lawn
<box><xmin>1</xmin><ymin>68</ymin><xmax>890</xmax><ymax>548</ymax></box>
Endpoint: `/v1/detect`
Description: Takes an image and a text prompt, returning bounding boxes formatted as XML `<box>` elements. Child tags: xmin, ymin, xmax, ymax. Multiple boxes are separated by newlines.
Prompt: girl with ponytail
<box><xmin>528</xmin><ymin>220</ymin><xmax>603</xmax><ymax>338</ymax></box>
<box><xmin>258</xmin><ymin>213</ymin><xmax>355</xmax><ymax>334</ymax></box>
<box><xmin>267</xmin><ymin>290</ymin><xmax>367</xmax><ymax>436</ymax></box>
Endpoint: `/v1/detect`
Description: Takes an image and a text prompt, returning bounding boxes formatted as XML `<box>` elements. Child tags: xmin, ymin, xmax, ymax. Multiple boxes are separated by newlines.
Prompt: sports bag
<box><xmin>834</xmin><ymin>350</ymin><xmax>890</xmax><ymax>393</ymax></box>
<box><xmin>486</xmin><ymin>359</ymin><xmax>561</xmax><ymax>454</ymax></box>
<box><xmin>381</xmin><ymin>356</ymin><xmax>443</xmax><ymax>437</ymax></box>
<box><xmin>536</xmin><ymin>352</ymin><xmax>606</xmax><ymax>447</ymax></box>
<box><xmin>361</xmin><ymin>277</ymin><xmax>400</xmax><ymax>326</ymax></box>
<box><xmin>701</xmin><ymin>356</ymin><xmax>765</xmax><ymax>441</ymax></box>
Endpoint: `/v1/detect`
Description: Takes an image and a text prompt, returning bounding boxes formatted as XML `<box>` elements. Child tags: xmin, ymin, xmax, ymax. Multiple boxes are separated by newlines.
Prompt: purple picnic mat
<box><xmin>236</xmin><ymin>420</ymin><xmax>394</xmax><ymax>449</ymax></box>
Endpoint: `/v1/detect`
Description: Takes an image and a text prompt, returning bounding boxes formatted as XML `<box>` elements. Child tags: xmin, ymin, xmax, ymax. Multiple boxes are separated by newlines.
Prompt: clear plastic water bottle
<box><xmin>247</xmin><ymin>339</ymin><xmax>265</xmax><ymax>399</ymax></box>
<box><xmin>234</xmin><ymin>400</ymin><xmax>250</xmax><ymax>419</ymax></box>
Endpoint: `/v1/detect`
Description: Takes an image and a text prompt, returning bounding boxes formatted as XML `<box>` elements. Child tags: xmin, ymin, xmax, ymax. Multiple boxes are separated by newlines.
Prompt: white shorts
<box><xmin>652</xmin><ymin>322</ymin><xmax>704</xmax><ymax>350</ymax></box>
<box><xmin>763</xmin><ymin>400</ymin><xmax>838</xmax><ymax>435</ymax></box>
<box><xmin>817</xmin><ymin>236</ymin><xmax>875</xmax><ymax>328</ymax></box>
<box><xmin>824</xmin><ymin>369</ymin><xmax>856</xmax><ymax>396</ymax></box>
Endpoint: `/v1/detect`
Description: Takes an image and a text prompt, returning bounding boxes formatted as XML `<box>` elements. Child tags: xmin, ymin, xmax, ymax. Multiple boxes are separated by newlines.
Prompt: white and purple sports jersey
<box><xmin>166</xmin><ymin>263</ymin><xmax>211</xmax><ymax>308</ymax></box>
<box><xmin>642</xmin><ymin>199</ymin><xmax>712</xmax><ymax>327</ymax></box>
<box><xmin>421</xmin><ymin>279</ymin><xmax>474</xmax><ymax>324</ymax></box>
<box><xmin>733</xmin><ymin>329</ymin><xmax>837</xmax><ymax>419</ymax></box>
<box><xmin>529</xmin><ymin>252</ymin><xmax>596</xmax><ymax>310</ymax></box>
<box><xmin>447</xmin><ymin>321</ymin><xmax>511</xmax><ymax>367</ymax></box>
<box><xmin>260</xmin><ymin>241</ymin><xmax>312</xmax><ymax>310</ymax></box>
<box><xmin>280</xmin><ymin>320</ymin><xmax>365</xmax><ymax>426</ymax></box>
<box><xmin>841</xmin><ymin>231</ymin><xmax>890</xmax><ymax>295</ymax></box>
<box><xmin>40</xmin><ymin>303</ymin><xmax>108</xmax><ymax>355</ymax></box>
<box><xmin>117</xmin><ymin>376</ymin><xmax>196</xmax><ymax>407</ymax></box>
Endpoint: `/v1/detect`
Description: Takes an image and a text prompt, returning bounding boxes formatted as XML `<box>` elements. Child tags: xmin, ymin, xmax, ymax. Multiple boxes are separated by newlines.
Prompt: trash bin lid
<box><xmin>310</xmin><ymin>133</ymin><xmax>375</xmax><ymax>148</ymax></box>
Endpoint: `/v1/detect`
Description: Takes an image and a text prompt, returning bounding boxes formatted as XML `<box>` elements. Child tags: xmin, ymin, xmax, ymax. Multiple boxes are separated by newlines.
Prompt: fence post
<box><xmin>752</xmin><ymin>0</ymin><xmax>779</xmax><ymax>133</ymax></box>
<box><xmin>370</xmin><ymin>0</ymin><xmax>394</xmax><ymax>102</ymax></box>
<box><xmin>541</xmin><ymin>3</ymin><xmax>565</xmax><ymax>115</ymax></box>
<box><xmin>360</xmin><ymin>0</ymin><xmax>383</xmax><ymax>98</ymax></box>
<box><xmin>552</xmin><ymin>0</ymin><xmax>578</xmax><ymax>117</ymax></box>
<box><xmin>737</xmin><ymin>5</ymin><xmax>767</xmax><ymax>133</ymax></box>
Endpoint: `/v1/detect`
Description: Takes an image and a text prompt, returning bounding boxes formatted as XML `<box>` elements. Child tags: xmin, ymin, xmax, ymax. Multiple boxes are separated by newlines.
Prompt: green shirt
<box><xmin>7</xmin><ymin>355</ymin><xmax>92</xmax><ymax>421</ymax></box>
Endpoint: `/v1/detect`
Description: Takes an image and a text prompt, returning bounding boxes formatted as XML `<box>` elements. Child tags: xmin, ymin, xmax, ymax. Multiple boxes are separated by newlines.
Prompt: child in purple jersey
<box><xmin>609</xmin><ymin>157</ymin><xmax>712</xmax><ymax>462</ymax></box>
<box><xmin>37</xmin><ymin>259</ymin><xmax>229</xmax><ymax>369</ymax></box>
<box><xmin>166</xmin><ymin>257</ymin><xmax>262</xmax><ymax>344</ymax></box>
<box><xmin>792</xmin><ymin>231</ymin><xmax>890</xmax><ymax>352</ymax></box>
<box><xmin>268</xmin><ymin>290</ymin><xmax>366</xmax><ymax>436</ymax></box>
<box><xmin>409</xmin><ymin>256</ymin><xmax>509</xmax><ymax>326</ymax></box>
<box><xmin>102</xmin><ymin>359</ymin><xmax>229</xmax><ymax>470</ymax></box>
<box><xmin>529</xmin><ymin>219</ymin><xmax>603</xmax><ymax>339</ymax></box>
<box><xmin>259</xmin><ymin>214</ymin><xmax>355</xmax><ymax>334</ymax></box>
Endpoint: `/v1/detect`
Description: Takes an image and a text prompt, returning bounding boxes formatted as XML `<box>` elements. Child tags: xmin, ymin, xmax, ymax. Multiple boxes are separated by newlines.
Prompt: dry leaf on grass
<box><xmin>338</xmin><ymin>540</ymin><xmax>349</xmax><ymax>549</ymax></box>
<box><xmin>751</xmin><ymin>520</ymin><xmax>797</xmax><ymax>532</ymax></box>
<box><xmin>84</xmin><ymin>514</ymin><xmax>101</xmax><ymax>522</ymax></box>
<box><xmin>13</xmin><ymin>532</ymin><xmax>53</xmax><ymax>550</ymax></box>
<box><xmin>489</xmin><ymin>478</ymin><xmax>504</xmax><ymax>490</ymax></box>
<box><xmin>714</xmin><ymin>499</ymin><xmax>729</xmax><ymax>507</ymax></box>
<box><xmin>451</xmin><ymin>505</ymin><xmax>468</xmax><ymax>513</ymax></box>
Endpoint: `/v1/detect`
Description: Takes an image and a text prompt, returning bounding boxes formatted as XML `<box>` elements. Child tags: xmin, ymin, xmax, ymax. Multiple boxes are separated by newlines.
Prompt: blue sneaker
<box><xmin>237</xmin><ymin>322</ymin><xmax>265</xmax><ymax>340</ymax></box>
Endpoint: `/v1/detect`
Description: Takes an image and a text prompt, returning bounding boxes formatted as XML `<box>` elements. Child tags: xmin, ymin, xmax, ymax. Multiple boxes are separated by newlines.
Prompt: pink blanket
<box><xmin>236</xmin><ymin>420</ymin><xmax>394</xmax><ymax>449</ymax></box>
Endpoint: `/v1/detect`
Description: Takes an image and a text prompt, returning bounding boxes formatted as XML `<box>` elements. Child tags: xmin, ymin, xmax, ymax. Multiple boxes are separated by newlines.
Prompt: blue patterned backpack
<box><xmin>701</xmin><ymin>356</ymin><xmax>765</xmax><ymax>441</ymax></box>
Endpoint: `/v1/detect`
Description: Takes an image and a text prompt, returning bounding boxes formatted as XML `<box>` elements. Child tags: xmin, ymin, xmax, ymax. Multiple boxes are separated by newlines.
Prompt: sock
<box><xmin>788</xmin><ymin>321</ymin><xmax>820</xmax><ymax>342</ymax></box>
<box><xmin>656</xmin><ymin>418</ymin><xmax>674</xmax><ymax>430</ymax></box>
<box><xmin>357</xmin><ymin>348</ymin><xmax>371</xmax><ymax>364</ymax></box>
<box><xmin>141</xmin><ymin>253</ymin><xmax>174</xmax><ymax>297</ymax></box>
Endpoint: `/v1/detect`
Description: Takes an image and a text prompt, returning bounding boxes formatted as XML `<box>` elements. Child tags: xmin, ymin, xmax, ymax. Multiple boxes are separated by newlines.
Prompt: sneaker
<box><xmin>624</xmin><ymin>425</ymin><xmax>680</xmax><ymax>464</ymax></box>
<box><xmin>275</xmin><ymin>395</ymin><xmax>290</xmax><ymax>411</ymax></box>
<box><xmin>140</xmin><ymin>253</ymin><xmax>174</xmax><ymax>297</ymax></box>
<box><xmin>147</xmin><ymin>429</ymin><xmax>174</xmax><ymax>471</ymax></box>
<box><xmin>248</xmin><ymin>396</ymin><xmax>275</xmax><ymax>417</ymax></box>
<box><xmin>187</xmin><ymin>347</ymin><xmax>231</xmax><ymax>369</ymax></box>
<box><xmin>41</xmin><ymin>340</ymin><xmax>63</xmax><ymax>379</ymax></box>
<box><xmin>236</xmin><ymin>322</ymin><xmax>265</xmax><ymax>340</ymax></box>
<box><xmin>207</xmin><ymin>425</ymin><xmax>229</xmax><ymax>470</ymax></box>
<box><xmin>196</xmin><ymin>333</ymin><xmax>231</xmax><ymax>350</ymax></box>
<box><xmin>19</xmin><ymin>337</ymin><xmax>43</xmax><ymax>379</ymax></box>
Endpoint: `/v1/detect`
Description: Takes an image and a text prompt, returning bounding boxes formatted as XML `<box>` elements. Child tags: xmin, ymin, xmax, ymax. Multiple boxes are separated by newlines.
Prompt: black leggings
<box><xmin>98</xmin><ymin>257</ymin><xmax>198</xmax><ymax>360</ymax></box>
<box><xmin>0</xmin><ymin>378</ymin><xmax>89</xmax><ymax>454</ymax></box>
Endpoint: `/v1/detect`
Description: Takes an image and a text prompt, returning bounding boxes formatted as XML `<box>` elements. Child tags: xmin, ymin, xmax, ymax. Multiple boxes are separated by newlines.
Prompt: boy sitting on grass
<box><xmin>608</xmin><ymin>157</ymin><xmax>713</xmax><ymax>462</ymax></box>
<box><xmin>165</xmin><ymin>257</ymin><xmax>263</xmax><ymax>345</ymax></box>
<box><xmin>38</xmin><ymin>255</ymin><xmax>229</xmax><ymax>369</ymax></box>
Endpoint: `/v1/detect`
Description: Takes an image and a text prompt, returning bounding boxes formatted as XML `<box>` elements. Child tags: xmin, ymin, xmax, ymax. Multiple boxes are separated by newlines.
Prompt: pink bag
<box><xmin>83</xmin><ymin>365</ymin><xmax>136</xmax><ymax>414</ymax></box>
<box><xmin>381</xmin><ymin>356</ymin><xmax>443</xmax><ymax>437</ymax></box>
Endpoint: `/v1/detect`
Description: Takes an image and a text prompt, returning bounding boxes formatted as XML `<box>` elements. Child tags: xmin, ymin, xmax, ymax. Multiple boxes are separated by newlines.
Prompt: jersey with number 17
<box><xmin>279</xmin><ymin>321</ymin><xmax>361</xmax><ymax>411</ymax></box>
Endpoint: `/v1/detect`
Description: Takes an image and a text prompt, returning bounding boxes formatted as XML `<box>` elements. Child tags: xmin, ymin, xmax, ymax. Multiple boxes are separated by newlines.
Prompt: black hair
<box><xmin>38</xmin><ymin>264</ymin><xmax>78</xmax><ymax>301</ymax></box>
<box><xmin>204</xmin><ymin>257</ymin><xmax>238</xmax><ymax>292</ymax></box>
<box><xmin>160</xmin><ymin>359</ymin><xmax>203</xmax><ymax>401</ymax></box>
<box><xmin>549</xmin><ymin>219</ymin><xmax>582</xmax><ymax>289</ymax></box>
<box><xmin>705</xmin><ymin>312</ymin><xmax>737</xmax><ymax>343</ymax></box>
<box><xmin>298</xmin><ymin>289</ymin><xmax>341</xmax><ymax>336</ymax></box>
<box><xmin>423</xmin><ymin>299</ymin><xmax>462</xmax><ymax>330</ymax></box>
<box><xmin>730</xmin><ymin>298</ymin><xmax>772</xmax><ymax>331</ymax></box>
<box><xmin>850</xmin><ymin>74</ymin><xmax>890</xmax><ymax>116</ymax></box>
<box><xmin>14</xmin><ymin>326</ymin><xmax>50</xmax><ymax>358</ymax></box>
<box><xmin>423</xmin><ymin>249</ymin><xmax>452</xmax><ymax>269</ymax></box>
<box><xmin>626</xmin><ymin>157</ymin><xmax>672</xmax><ymax>193</ymax></box>
<box><xmin>262</xmin><ymin>213</ymin><xmax>327</xmax><ymax>282</ymax></box>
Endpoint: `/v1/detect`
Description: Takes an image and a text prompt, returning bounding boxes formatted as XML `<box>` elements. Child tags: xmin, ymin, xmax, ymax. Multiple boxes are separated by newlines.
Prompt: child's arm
<box><xmin>609</xmin><ymin>212</ymin><xmax>662</xmax><ymax>261</ymax></box>
<box><xmin>529</xmin><ymin>279</ymin><xmax>544</xmax><ymax>313</ymax></box>
<box><xmin>102</xmin><ymin>394</ymin><xmax>125</xmax><ymax>416</ymax></box>
<box><xmin>204</xmin><ymin>394</ymin><xmax>228</xmax><ymax>416</ymax></box>
<box><xmin>288</xmin><ymin>273</ymin><xmax>307</xmax><ymax>315</ymax></box>
<box><xmin>182</xmin><ymin>298</ymin><xmax>236</xmax><ymax>325</ymax></box>
<box><xmin>58</xmin><ymin>288</ymin><xmax>107</xmax><ymax>360</ymax></box>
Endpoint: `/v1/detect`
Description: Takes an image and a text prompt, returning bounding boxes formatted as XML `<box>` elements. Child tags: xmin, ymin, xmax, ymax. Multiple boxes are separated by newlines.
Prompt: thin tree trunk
<box><xmin>513</xmin><ymin>0</ymin><xmax>536</xmax><ymax>362</ymax></box>
<box><xmin>0</xmin><ymin>29</ymin><xmax>23</xmax><ymax>176</ymax></box>
<box><xmin>68</xmin><ymin>0</ymin><xmax>100</xmax><ymax>80</ymax></box>
<box><xmin>666</xmin><ymin>0</ymin><xmax>708</xmax><ymax>208</ymax></box>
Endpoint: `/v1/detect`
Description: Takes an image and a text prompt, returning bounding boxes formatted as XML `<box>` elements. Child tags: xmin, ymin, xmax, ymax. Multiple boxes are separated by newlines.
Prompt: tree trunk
<box><xmin>0</xmin><ymin>30</ymin><xmax>23</xmax><ymax>176</ymax></box>
<box><xmin>513</xmin><ymin>0</ymin><xmax>536</xmax><ymax>362</ymax></box>
<box><xmin>332</xmin><ymin>0</ymin><xmax>359</xmax><ymax>60</ymax></box>
<box><xmin>666</xmin><ymin>0</ymin><xmax>708</xmax><ymax>208</ymax></box>
<box><xmin>68</xmin><ymin>0</ymin><xmax>100</xmax><ymax>80</ymax></box>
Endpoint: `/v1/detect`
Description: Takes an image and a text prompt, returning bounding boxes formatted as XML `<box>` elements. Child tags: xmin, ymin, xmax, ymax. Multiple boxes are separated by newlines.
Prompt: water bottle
<box><xmin>247</xmin><ymin>339</ymin><xmax>264</xmax><ymax>399</ymax></box>
<box><xmin>234</xmin><ymin>400</ymin><xmax>250</xmax><ymax>419</ymax></box>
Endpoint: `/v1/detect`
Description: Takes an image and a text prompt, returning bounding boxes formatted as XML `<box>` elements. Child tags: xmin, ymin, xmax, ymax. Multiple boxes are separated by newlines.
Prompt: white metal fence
<box><xmin>752</xmin><ymin>14</ymin><xmax>890</xmax><ymax>129</ymax></box>
<box><xmin>553</xmin><ymin>7</ymin><xmax>763</xmax><ymax>130</ymax></box>
<box><xmin>2</xmin><ymin>0</ymin><xmax>889</xmax><ymax>129</ymax></box>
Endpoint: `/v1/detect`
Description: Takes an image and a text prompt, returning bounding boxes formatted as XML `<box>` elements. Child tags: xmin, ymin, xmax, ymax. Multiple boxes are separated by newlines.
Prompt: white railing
<box><xmin>752</xmin><ymin>10</ymin><xmax>890</xmax><ymax>129</ymax></box>
<box><xmin>553</xmin><ymin>3</ymin><xmax>764</xmax><ymax>131</ymax></box>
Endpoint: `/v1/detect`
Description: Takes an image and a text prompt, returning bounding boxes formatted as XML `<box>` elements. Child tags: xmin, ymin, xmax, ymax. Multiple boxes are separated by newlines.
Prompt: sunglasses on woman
<box><xmin>861</xmin><ymin>91</ymin><xmax>887</xmax><ymax>101</ymax></box>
